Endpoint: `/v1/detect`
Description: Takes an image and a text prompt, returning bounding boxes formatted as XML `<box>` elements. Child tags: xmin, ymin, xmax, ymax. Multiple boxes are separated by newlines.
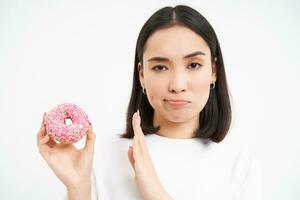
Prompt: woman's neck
<box><xmin>153</xmin><ymin>112</ymin><xmax>199</xmax><ymax>139</ymax></box>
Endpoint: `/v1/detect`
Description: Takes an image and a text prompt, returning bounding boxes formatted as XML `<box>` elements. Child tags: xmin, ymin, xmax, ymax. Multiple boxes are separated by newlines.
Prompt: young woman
<box><xmin>37</xmin><ymin>5</ymin><xmax>262</xmax><ymax>200</ymax></box>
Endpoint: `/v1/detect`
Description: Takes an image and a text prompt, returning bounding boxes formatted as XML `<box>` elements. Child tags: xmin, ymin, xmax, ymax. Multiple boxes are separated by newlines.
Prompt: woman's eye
<box><xmin>152</xmin><ymin>63</ymin><xmax>202</xmax><ymax>72</ymax></box>
<box><xmin>152</xmin><ymin>65</ymin><xmax>167</xmax><ymax>71</ymax></box>
<box><xmin>188</xmin><ymin>63</ymin><xmax>202</xmax><ymax>70</ymax></box>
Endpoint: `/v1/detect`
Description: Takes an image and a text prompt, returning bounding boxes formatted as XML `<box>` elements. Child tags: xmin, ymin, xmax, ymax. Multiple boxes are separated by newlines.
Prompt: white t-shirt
<box><xmin>88</xmin><ymin>133</ymin><xmax>263</xmax><ymax>200</ymax></box>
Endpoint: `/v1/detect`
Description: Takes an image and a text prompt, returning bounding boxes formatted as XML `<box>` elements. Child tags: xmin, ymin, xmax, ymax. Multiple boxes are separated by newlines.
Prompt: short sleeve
<box><xmin>234</xmin><ymin>147</ymin><xmax>263</xmax><ymax>200</ymax></box>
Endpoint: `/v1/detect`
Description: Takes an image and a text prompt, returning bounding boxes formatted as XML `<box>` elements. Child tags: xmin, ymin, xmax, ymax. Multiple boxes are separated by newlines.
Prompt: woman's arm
<box><xmin>67</xmin><ymin>182</ymin><xmax>91</xmax><ymax>200</ymax></box>
<box><xmin>67</xmin><ymin>169</ymin><xmax>99</xmax><ymax>200</ymax></box>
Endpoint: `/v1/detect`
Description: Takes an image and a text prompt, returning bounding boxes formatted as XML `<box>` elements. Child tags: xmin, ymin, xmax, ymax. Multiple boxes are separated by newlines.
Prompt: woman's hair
<box><xmin>118</xmin><ymin>5</ymin><xmax>232</xmax><ymax>143</ymax></box>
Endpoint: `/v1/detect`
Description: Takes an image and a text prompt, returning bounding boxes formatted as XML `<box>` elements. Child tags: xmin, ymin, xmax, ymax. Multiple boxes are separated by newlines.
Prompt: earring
<box><xmin>142</xmin><ymin>86</ymin><xmax>146</xmax><ymax>94</ymax></box>
<box><xmin>210</xmin><ymin>82</ymin><xmax>215</xmax><ymax>89</ymax></box>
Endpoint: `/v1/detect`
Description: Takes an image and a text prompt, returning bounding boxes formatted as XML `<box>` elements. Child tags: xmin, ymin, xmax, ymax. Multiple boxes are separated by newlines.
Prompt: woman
<box><xmin>37</xmin><ymin>5</ymin><xmax>262</xmax><ymax>200</ymax></box>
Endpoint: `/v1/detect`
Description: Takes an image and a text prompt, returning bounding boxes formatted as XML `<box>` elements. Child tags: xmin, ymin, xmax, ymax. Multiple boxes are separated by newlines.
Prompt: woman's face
<box><xmin>138</xmin><ymin>25</ymin><xmax>217</xmax><ymax>124</ymax></box>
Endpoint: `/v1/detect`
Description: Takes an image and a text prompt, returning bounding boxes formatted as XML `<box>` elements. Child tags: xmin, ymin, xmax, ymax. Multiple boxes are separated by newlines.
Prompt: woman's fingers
<box><xmin>84</xmin><ymin>125</ymin><xmax>96</xmax><ymax>152</ymax></box>
<box><xmin>132</xmin><ymin>112</ymin><xmax>142</xmax><ymax>158</ymax></box>
<box><xmin>37</xmin><ymin>112</ymin><xmax>56</xmax><ymax>152</ymax></box>
<box><xmin>136</xmin><ymin>110</ymin><xmax>148</xmax><ymax>150</ymax></box>
<box><xmin>132</xmin><ymin>110</ymin><xmax>147</xmax><ymax>155</ymax></box>
<box><xmin>128</xmin><ymin>146</ymin><xmax>135</xmax><ymax>172</ymax></box>
<box><xmin>38</xmin><ymin>131</ymin><xmax>50</xmax><ymax>155</ymax></box>
<box><xmin>41</xmin><ymin>112</ymin><xmax>46</xmax><ymax>126</ymax></box>
<box><xmin>39</xmin><ymin>134</ymin><xmax>50</xmax><ymax>145</ymax></box>
<box><xmin>131</xmin><ymin>109</ymin><xmax>152</xmax><ymax>174</ymax></box>
<box><xmin>36</xmin><ymin>112</ymin><xmax>47</xmax><ymax>146</ymax></box>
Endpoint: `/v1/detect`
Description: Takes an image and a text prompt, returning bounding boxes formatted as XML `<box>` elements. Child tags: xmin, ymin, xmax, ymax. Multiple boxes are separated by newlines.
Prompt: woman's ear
<box><xmin>138</xmin><ymin>62</ymin><xmax>145</xmax><ymax>87</ymax></box>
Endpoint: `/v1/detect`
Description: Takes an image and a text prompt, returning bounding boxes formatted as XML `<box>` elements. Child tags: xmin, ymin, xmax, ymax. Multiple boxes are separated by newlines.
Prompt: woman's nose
<box><xmin>168</xmin><ymin>71</ymin><xmax>187</xmax><ymax>93</ymax></box>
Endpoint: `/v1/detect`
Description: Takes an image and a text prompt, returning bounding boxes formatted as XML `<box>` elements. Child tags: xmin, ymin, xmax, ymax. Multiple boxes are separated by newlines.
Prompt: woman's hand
<box><xmin>128</xmin><ymin>110</ymin><xmax>173</xmax><ymax>200</ymax></box>
<box><xmin>36</xmin><ymin>113</ymin><xmax>96</xmax><ymax>190</ymax></box>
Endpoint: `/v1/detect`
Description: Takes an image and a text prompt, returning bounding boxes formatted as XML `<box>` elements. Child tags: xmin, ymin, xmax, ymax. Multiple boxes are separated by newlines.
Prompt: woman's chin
<box><xmin>165</xmin><ymin>113</ymin><xmax>191</xmax><ymax>123</ymax></box>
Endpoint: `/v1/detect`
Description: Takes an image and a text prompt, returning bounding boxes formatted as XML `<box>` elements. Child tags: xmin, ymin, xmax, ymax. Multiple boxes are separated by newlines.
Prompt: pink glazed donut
<box><xmin>44</xmin><ymin>103</ymin><xmax>91</xmax><ymax>143</ymax></box>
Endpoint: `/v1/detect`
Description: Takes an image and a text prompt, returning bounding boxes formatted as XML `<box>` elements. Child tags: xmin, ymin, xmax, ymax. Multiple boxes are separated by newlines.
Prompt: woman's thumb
<box><xmin>84</xmin><ymin>126</ymin><xmax>96</xmax><ymax>152</ymax></box>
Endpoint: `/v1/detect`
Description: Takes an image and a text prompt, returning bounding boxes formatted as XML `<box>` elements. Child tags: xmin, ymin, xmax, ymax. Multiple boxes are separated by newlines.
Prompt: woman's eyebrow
<box><xmin>147</xmin><ymin>51</ymin><xmax>206</xmax><ymax>62</ymax></box>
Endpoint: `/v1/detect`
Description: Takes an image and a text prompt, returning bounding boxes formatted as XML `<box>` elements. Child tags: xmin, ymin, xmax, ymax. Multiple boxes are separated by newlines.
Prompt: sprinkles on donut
<box><xmin>44</xmin><ymin>103</ymin><xmax>91</xmax><ymax>143</ymax></box>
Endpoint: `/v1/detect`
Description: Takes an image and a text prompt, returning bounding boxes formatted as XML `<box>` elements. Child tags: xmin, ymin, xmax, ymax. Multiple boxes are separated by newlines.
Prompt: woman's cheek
<box><xmin>147</xmin><ymin>89</ymin><xmax>161</xmax><ymax>108</ymax></box>
<box><xmin>193</xmin><ymin>79</ymin><xmax>211</xmax><ymax>111</ymax></box>
<box><xmin>145</xmin><ymin>81</ymin><xmax>165</xmax><ymax>108</ymax></box>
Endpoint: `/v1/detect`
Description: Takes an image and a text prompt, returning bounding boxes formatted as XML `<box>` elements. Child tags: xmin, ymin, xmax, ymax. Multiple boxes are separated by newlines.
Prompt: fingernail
<box><xmin>137</xmin><ymin>109</ymin><xmax>140</xmax><ymax>117</ymax></box>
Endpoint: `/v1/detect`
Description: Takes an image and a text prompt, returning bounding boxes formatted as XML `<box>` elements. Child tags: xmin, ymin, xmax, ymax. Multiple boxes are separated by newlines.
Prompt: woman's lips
<box><xmin>165</xmin><ymin>99</ymin><xmax>190</xmax><ymax>106</ymax></box>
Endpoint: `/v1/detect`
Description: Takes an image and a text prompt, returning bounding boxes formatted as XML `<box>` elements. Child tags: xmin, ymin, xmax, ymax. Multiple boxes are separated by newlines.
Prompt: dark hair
<box><xmin>118</xmin><ymin>5</ymin><xmax>231</xmax><ymax>143</ymax></box>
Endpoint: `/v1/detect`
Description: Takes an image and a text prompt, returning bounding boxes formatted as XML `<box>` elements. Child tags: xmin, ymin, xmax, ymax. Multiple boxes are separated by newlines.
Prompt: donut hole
<box><xmin>64</xmin><ymin>118</ymin><xmax>73</xmax><ymax>126</ymax></box>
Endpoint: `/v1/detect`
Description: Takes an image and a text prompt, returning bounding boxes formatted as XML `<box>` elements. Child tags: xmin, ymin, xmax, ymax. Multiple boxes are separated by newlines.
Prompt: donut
<box><xmin>44</xmin><ymin>103</ymin><xmax>91</xmax><ymax>143</ymax></box>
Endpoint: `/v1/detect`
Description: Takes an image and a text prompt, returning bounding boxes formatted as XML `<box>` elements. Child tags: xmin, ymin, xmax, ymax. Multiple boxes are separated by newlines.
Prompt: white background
<box><xmin>0</xmin><ymin>0</ymin><xmax>299</xmax><ymax>199</ymax></box>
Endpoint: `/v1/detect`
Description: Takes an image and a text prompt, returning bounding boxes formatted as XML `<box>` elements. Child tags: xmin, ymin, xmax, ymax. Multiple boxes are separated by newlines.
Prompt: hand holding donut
<box><xmin>128</xmin><ymin>110</ymin><xmax>173</xmax><ymax>200</ymax></box>
<box><xmin>36</xmin><ymin>107</ymin><xmax>96</xmax><ymax>191</ymax></box>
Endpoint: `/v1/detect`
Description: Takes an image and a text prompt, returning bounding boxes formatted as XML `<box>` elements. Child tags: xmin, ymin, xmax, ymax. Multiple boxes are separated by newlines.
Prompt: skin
<box><xmin>128</xmin><ymin>25</ymin><xmax>217</xmax><ymax>199</ymax></box>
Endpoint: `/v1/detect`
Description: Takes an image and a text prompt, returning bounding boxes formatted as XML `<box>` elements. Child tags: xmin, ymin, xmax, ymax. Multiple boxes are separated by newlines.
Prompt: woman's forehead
<box><xmin>143</xmin><ymin>25</ymin><xmax>210</xmax><ymax>60</ymax></box>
